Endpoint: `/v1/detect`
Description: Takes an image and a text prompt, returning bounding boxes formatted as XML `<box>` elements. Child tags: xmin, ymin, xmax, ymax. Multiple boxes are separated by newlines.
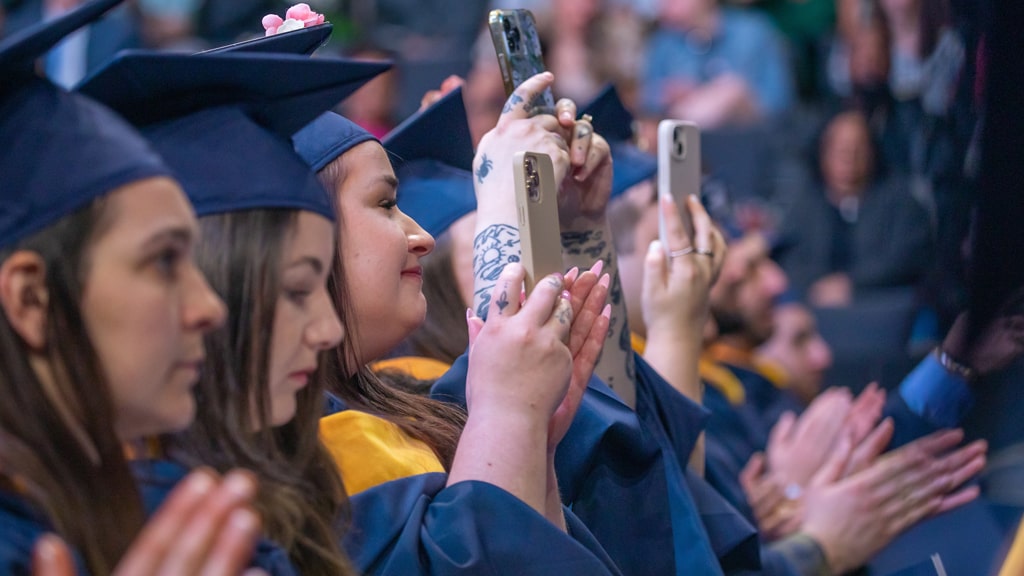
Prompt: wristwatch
<box><xmin>935</xmin><ymin>347</ymin><xmax>976</xmax><ymax>382</ymax></box>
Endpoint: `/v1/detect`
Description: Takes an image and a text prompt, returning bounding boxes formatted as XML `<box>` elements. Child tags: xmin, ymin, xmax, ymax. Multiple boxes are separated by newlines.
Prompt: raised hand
<box><xmin>801</xmin><ymin>429</ymin><xmax>987</xmax><ymax>574</ymax></box>
<box><xmin>454</xmin><ymin>263</ymin><xmax>575</xmax><ymax>515</ymax></box>
<box><xmin>33</xmin><ymin>469</ymin><xmax>263</xmax><ymax>576</ymax></box>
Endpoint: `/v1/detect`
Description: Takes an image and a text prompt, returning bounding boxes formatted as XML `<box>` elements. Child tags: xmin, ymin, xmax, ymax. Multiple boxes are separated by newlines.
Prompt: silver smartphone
<box><xmin>514</xmin><ymin>151</ymin><xmax>563</xmax><ymax>294</ymax></box>
<box><xmin>657</xmin><ymin>119</ymin><xmax>701</xmax><ymax>252</ymax></box>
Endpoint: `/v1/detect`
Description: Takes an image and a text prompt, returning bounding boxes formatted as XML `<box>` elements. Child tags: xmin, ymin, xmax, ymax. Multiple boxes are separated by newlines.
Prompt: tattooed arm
<box><xmin>561</xmin><ymin>226</ymin><xmax>636</xmax><ymax>407</ymax></box>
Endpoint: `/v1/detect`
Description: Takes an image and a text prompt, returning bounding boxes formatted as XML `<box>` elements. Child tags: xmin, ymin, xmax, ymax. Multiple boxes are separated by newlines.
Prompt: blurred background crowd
<box><xmin>4</xmin><ymin>0</ymin><xmax>1019</xmax><ymax>549</ymax></box>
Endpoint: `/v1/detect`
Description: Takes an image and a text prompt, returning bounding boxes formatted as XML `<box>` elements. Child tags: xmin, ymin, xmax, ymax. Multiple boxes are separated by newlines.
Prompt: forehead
<box><xmin>100</xmin><ymin>178</ymin><xmax>196</xmax><ymax>238</ymax></box>
<box><xmin>338</xmin><ymin>141</ymin><xmax>395</xmax><ymax>191</ymax></box>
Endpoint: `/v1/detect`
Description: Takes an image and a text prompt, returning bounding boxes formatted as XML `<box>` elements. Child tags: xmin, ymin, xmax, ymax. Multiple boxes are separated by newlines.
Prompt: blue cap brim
<box><xmin>77</xmin><ymin>51</ymin><xmax>391</xmax><ymax>137</ymax></box>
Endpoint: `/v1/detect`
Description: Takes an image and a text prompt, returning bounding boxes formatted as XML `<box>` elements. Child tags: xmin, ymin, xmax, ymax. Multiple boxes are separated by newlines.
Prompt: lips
<box><xmin>401</xmin><ymin>266</ymin><xmax>423</xmax><ymax>279</ymax></box>
<box><xmin>288</xmin><ymin>367</ymin><xmax>316</xmax><ymax>387</ymax></box>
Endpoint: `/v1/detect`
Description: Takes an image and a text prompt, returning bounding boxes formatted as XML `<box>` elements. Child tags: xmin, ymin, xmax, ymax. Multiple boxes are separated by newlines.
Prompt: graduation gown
<box><xmin>322</xmin><ymin>395</ymin><xmax>622</xmax><ymax>575</ymax></box>
<box><xmin>131</xmin><ymin>459</ymin><xmax>299</xmax><ymax>576</ymax></box>
<box><xmin>433</xmin><ymin>351</ymin><xmax>738</xmax><ymax>576</ymax></box>
<box><xmin>0</xmin><ymin>489</ymin><xmax>87</xmax><ymax>576</ymax></box>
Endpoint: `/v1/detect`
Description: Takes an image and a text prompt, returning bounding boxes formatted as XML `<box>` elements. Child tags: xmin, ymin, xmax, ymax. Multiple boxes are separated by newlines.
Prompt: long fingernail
<box><xmin>590</xmin><ymin>259</ymin><xmax>604</xmax><ymax>277</ymax></box>
<box><xmin>602</xmin><ymin>304</ymin><xmax>612</xmax><ymax>318</ymax></box>
<box><xmin>466</xmin><ymin>307</ymin><xmax>473</xmax><ymax>321</ymax></box>
<box><xmin>599</xmin><ymin>273</ymin><xmax>611</xmax><ymax>288</ymax></box>
<box><xmin>562</xmin><ymin>290</ymin><xmax>571</xmax><ymax>300</ymax></box>
<box><xmin>223</xmin><ymin>471</ymin><xmax>257</xmax><ymax>499</ymax></box>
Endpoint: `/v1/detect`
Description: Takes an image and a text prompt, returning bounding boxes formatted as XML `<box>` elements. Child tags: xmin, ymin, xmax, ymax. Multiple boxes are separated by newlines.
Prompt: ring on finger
<box><xmin>695</xmin><ymin>248</ymin><xmax>714</xmax><ymax>257</ymax></box>
<box><xmin>669</xmin><ymin>247</ymin><xmax>694</xmax><ymax>259</ymax></box>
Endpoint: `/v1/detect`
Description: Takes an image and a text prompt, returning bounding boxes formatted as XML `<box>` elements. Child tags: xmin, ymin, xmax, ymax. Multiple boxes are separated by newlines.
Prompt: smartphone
<box><xmin>488</xmin><ymin>9</ymin><xmax>555</xmax><ymax>115</ymax></box>
<box><xmin>657</xmin><ymin>120</ymin><xmax>701</xmax><ymax>253</ymax></box>
<box><xmin>514</xmin><ymin>151</ymin><xmax>563</xmax><ymax>295</ymax></box>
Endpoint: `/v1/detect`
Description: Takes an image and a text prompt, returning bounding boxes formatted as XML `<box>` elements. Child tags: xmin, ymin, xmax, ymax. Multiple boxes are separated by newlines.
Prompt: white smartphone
<box><xmin>513</xmin><ymin>151</ymin><xmax>563</xmax><ymax>295</ymax></box>
<box><xmin>657</xmin><ymin>119</ymin><xmax>701</xmax><ymax>253</ymax></box>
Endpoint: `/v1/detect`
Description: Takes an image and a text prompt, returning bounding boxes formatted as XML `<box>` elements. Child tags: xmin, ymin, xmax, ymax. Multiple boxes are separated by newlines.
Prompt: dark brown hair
<box><xmin>168</xmin><ymin>209</ymin><xmax>353</xmax><ymax>576</ymax></box>
<box><xmin>317</xmin><ymin>161</ymin><xmax>466</xmax><ymax>470</ymax></box>
<box><xmin>0</xmin><ymin>199</ymin><xmax>145</xmax><ymax>574</ymax></box>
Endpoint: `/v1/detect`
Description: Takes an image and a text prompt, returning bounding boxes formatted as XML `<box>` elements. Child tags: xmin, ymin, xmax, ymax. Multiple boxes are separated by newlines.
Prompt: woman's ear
<box><xmin>0</xmin><ymin>251</ymin><xmax>49</xmax><ymax>350</ymax></box>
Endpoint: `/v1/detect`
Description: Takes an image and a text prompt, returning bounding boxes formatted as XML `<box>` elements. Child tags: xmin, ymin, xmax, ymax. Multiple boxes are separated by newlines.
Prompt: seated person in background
<box><xmin>756</xmin><ymin>295</ymin><xmax>834</xmax><ymax>407</ymax></box>
<box><xmin>775</xmin><ymin>108</ymin><xmax>934</xmax><ymax>308</ymax></box>
<box><xmin>641</xmin><ymin>0</ymin><xmax>795</xmax><ymax>128</ymax></box>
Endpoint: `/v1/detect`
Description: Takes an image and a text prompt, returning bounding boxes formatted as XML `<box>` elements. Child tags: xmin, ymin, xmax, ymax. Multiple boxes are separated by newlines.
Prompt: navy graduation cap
<box><xmin>0</xmin><ymin>0</ymin><xmax>172</xmax><ymax>249</ymax></box>
<box><xmin>580</xmin><ymin>85</ymin><xmax>656</xmax><ymax>198</ymax></box>
<box><xmin>78</xmin><ymin>51</ymin><xmax>391</xmax><ymax>219</ymax></box>
<box><xmin>382</xmin><ymin>87</ymin><xmax>474</xmax><ymax>173</ymax></box>
<box><xmin>292</xmin><ymin>111</ymin><xmax>378</xmax><ymax>173</ymax></box>
<box><xmin>383</xmin><ymin>87</ymin><xmax>476</xmax><ymax>238</ymax></box>
<box><xmin>199</xmin><ymin>23</ymin><xmax>333</xmax><ymax>56</ymax></box>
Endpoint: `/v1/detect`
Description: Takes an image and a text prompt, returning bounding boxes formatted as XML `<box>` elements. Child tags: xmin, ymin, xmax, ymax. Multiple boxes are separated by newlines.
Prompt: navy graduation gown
<box><xmin>132</xmin><ymin>459</ymin><xmax>299</xmax><ymax>576</ymax></box>
<box><xmin>345</xmin><ymin>472</ymin><xmax>622</xmax><ymax>575</ymax></box>
<box><xmin>632</xmin><ymin>355</ymin><xmax>761</xmax><ymax>573</ymax></box>
<box><xmin>433</xmin><ymin>352</ymin><xmax>726</xmax><ymax>576</ymax></box>
<box><xmin>323</xmin><ymin>395</ymin><xmax>621</xmax><ymax>575</ymax></box>
<box><xmin>0</xmin><ymin>490</ymin><xmax>87</xmax><ymax>576</ymax></box>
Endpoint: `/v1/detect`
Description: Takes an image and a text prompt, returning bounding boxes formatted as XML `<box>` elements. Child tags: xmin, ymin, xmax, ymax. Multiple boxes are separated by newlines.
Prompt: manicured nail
<box><xmin>466</xmin><ymin>308</ymin><xmax>473</xmax><ymax>321</ymax></box>
<box><xmin>590</xmin><ymin>259</ymin><xmax>604</xmax><ymax>277</ymax></box>
<box><xmin>599</xmin><ymin>273</ymin><xmax>611</xmax><ymax>288</ymax></box>
<box><xmin>562</xmin><ymin>290</ymin><xmax>571</xmax><ymax>300</ymax></box>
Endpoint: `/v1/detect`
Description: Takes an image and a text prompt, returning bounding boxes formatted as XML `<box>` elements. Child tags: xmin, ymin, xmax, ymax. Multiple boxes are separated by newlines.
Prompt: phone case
<box><xmin>657</xmin><ymin>120</ymin><xmax>701</xmax><ymax>252</ymax></box>
<box><xmin>514</xmin><ymin>151</ymin><xmax>563</xmax><ymax>294</ymax></box>
<box><xmin>488</xmin><ymin>9</ymin><xmax>555</xmax><ymax>113</ymax></box>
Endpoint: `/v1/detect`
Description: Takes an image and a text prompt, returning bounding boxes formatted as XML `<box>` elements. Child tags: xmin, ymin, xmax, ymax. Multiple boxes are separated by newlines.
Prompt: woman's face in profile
<box><xmin>265</xmin><ymin>211</ymin><xmax>343</xmax><ymax>427</ymax></box>
<box><xmin>80</xmin><ymin>177</ymin><xmax>226</xmax><ymax>441</ymax></box>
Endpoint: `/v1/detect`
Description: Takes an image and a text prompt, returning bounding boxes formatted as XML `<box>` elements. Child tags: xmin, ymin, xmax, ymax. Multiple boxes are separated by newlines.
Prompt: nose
<box><xmin>811</xmin><ymin>335</ymin><xmax>833</xmax><ymax>371</ymax></box>
<box><xmin>401</xmin><ymin>209</ymin><xmax>435</xmax><ymax>257</ymax></box>
<box><xmin>183</xmin><ymin>265</ymin><xmax>226</xmax><ymax>333</ymax></box>
<box><xmin>306</xmin><ymin>289</ymin><xmax>344</xmax><ymax>351</ymax></box>
<box><xmin>762</xmin><ymin>259</ymin><xmax>789</xmax><ymax>299</ymax></box>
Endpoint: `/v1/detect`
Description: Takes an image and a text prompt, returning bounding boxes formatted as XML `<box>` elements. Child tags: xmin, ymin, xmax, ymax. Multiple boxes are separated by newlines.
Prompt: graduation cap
<box><xmin>580</xmin><ymin>85</ymin><xmax>656</xmax><ymax>198</ymax></box>
<box><xmin>382</xmin><ymin>87</ymin><xmax>474</xmax><ymax>172</ymax></box>
<box><xmin>198</xmin><ymin>23</ymin><xmax>333</xmax><ymax>56</ymax></box>
<box><xmin>292</xmin><ymin>111</ymin><xmax>379</xmax><ymax>173</ymax></box>
<box><xmin>77</xmin><ymin>50</ymin><xmax>391</xmax><ymax>135</ymax></box>
<box><xmin>0</xmin><ymin>0</ymin><xmax>172</xmax><ymax>249</ymax></box>
<box><xmin>0</xmin><ymin>0</ymin><xmax>122</xmax><ymax>75</ymax></box>
<box><xmin>78</xmin><ymin>51</ymin><xmax>391</xmax><ymax>219</ymax></box>
<box><xmin>383</xmin><ymin>87</ymin><xmax>476</xmax><ymax>237</ymax></box>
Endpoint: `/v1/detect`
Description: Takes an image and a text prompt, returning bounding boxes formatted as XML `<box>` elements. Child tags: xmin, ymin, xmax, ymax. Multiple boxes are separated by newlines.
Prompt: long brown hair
<box><xmin>317</xmin><ymin>161</ymin><xmax>466</xmax><ymax>470</ymax></box>
<box><xmin>168</xmin><ymin>209</ymin><xmax>353</xmax><ymax>576</ymax></box>
<box><xmin>0</xmin><ymin>199</ymin><xmax>145</xmax><ymax>575</ymax></box>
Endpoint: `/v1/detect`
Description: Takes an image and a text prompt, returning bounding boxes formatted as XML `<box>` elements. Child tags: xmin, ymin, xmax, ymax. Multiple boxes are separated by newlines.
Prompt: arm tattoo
<box><xmin>561</xmin><ymin>229</ymin><xmax>608</xmax><ymax>259</ymax></box>
<box><xmin>475</xmin><ymin>154</ymin><xmax>494</xmax><ymax>183</ymax></box>
<box><xmin>473</xmin><ymin>224</ymin><xmax>521</xmax><ymax>318</ymax></box>
<box><xmin>502</xmin><ymin>93</ymin><xmax>524</xmax><ymax>114</ymax></box>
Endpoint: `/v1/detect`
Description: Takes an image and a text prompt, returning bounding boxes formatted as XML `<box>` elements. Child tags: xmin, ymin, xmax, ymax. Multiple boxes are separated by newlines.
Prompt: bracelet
<box><xmin>935</xmin><ymin>347</ymin><xmax>976</xmax><ymax>382</ymax></box>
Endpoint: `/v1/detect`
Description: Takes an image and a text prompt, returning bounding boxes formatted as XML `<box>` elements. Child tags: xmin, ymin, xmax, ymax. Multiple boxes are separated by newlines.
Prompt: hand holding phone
<box><xmin>657</xmin><ymin>120</ymin><xmax>701</xmax><ymax>254</ymax></box>
<box><xmin>514</xmin><ymin>151</ymin><xmax>563</xmax><ymax>294</ymax></box>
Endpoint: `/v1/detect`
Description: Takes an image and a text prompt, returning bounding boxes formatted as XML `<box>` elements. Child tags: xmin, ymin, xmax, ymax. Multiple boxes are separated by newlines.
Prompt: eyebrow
<box><xmin>380</xmin><ymin>174</ymin><xmax>399</xmax><ymax>192</ymax></box>
<box><xmin>142</xmin><ymin>227</ymin><xmax>193</xmax><ymax>250</ymax></box>
<box><xmin>286</xmin><ymin>256</ymin><xmax>323</xmax><ymax>275</ymax></box>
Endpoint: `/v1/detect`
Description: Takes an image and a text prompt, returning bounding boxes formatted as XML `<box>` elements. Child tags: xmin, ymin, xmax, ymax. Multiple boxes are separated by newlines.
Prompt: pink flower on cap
<box><xmin>262</xmin><ymin>3</ymin><xmax>325</xmax><ymax>36</ymax></box>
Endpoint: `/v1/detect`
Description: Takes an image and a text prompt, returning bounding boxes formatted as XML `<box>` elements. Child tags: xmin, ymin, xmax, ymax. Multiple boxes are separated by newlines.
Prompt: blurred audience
<box><xmin>641</xmin><ymin>0</ymin><xmax>795</xmax><ymax>128</ymax></box>
<box><xmin>757</xmin><ymin>297</ymin><xmax>834</xmax><ymax>406</ymax></box>
<box><xmin>775</xmin><ymin>109</ymin><xmax>933</xmax><ymax>307</ymax></box>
